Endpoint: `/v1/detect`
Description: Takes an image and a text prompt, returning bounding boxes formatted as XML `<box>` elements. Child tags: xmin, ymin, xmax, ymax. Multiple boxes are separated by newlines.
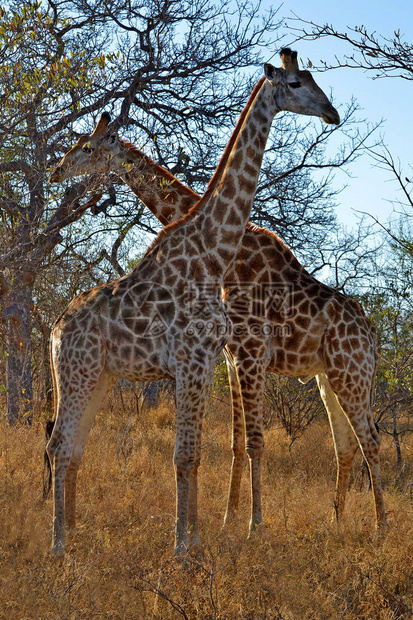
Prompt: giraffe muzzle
<box><xmin>322</xmin><ymin>107</ymin><xmax>340</xmax><ymax>125</ymax></box>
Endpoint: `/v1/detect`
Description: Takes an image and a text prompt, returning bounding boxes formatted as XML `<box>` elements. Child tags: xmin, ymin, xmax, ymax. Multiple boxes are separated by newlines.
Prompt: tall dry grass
<box><xmin>1</xmin><ymin>387</ymin><xmax>412</xmax><ymax>619</ymax></box>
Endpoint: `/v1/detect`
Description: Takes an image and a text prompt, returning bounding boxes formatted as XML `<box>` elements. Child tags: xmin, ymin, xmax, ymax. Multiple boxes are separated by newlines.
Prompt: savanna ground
<box><xmin>1</xmin><ymin>385</ymin><xmax>413</xmax><ymax>620</ymax></box>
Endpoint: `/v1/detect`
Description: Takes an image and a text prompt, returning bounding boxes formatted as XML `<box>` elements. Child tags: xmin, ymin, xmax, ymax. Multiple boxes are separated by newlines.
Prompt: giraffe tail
<box><xmin>43</xmin><ymin>331</ymin><xmax>58</xmax><ymax>502</ymax></box>
<box><xmin>369</xmin><ymin>329</ymin><xmax>381</xmax><ymax>443</ymax></box>
<box><xmin>42</xmin><ymin>419</ymin><xmax>55</xmax><ymax>501</ymax></box>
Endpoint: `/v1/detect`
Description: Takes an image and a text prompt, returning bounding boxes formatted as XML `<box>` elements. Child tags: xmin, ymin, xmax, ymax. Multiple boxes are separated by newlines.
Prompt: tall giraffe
<box><xmin>47</xmin><ymin>50</ymin><xmax>345</xmax><ymax>556</ymax></box>
<box><xmin>51</xmin><ymin>103</ymin><xmax>387</xmax><ymax>535</ymax></box>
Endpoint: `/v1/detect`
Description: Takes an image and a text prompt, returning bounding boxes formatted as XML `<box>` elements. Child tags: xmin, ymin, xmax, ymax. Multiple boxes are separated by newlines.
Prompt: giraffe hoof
<box><xmin>188</xmin><ymin>532</ymin><xmax>204</xmax><ymax>561</ymax></box>
<box><xmin>189</xmin><ymin>530</ymin><xmax>202</xmax><ymax>548</ymax></box>
<box><xmin>375</xmin><ymin>520</ymin><xmax>389</xmax><ymax>538</ymax></box>
<box><xmin>189</xmin><ymin>543</ymin><xmax>205</xmax><ymax>564</ymax></box>
<box><xmin>174</xmin><ymin>546</ymin><xmax>204</xmax><ymax>570</ymax></box>
<box><xmin>51</xmin><ymin>543</ymin><xmax>65</xmax><ymax>557</ymax></box>
<box><xmin>247</xmin><ymin>521</ymin><xmax>264</xmax><ymax>540</ymax></box>
<box><xmin>174</xmin><ymin>536</ymin><xmax>190</xmax><ymax>559</ymax></box>
<box><xmin>221</xmin><ymin>509</ymin><xmax>237</xmax><ymax>531</ymax></box>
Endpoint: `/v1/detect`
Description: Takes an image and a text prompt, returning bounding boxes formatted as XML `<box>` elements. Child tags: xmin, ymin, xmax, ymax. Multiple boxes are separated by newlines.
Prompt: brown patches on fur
<box><xmin>231</xmin><ymin>149</ymin><xmax>244</xmax><ymax>171</ymax></box>
<box><xmin>238</xmin><ymin>174</ymin><xmax>256</xmax><ymax>194</ymax></box>
<box><xmin>295</xmin><ymin>315</ymin><xmax>311</xmax><ymax>331</ymax></box>
<box><xmin>213</xmin><ymin>200</ymin><xmax>226</xmax><ymax>224</ymax></box>
<box><xmin>171</xmin><ymin>258</ymin><xmax>188</xmax><ymax>278</ymax></box>
<box><xmin>244</xmin><ymin>162</ymin><xmax>257</xmax><ymax>177</ymax></box>
<box><xmin>247</xmin><ymin>252</ymin><xmax>265</xmax><ymax>274</ymax></box>
<box><xmin>225</xmin><ymin>208</ymin><xmax>242</xmax><ymax>228</ymax></box>
<box><xmin>222</xmin><ymin>178</ymin><xmax>237</xmax><ymax>200</ymax></box>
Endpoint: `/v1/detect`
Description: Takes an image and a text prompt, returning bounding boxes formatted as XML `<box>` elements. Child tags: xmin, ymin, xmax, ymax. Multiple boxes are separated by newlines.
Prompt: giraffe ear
<box><xmin>100</xmin><ymin>111</ymin><xmax>111</xmax><ymax>123</ymax></box>
<box><xmin>264</xmin><ymin>63</ymin><xmax>281</xmax><ymax>84</ymax></box>
<box><xmin>290</xmin><ymin>50</ymin><xmax>299</xmax><ymax>71</ymax></box>
<box><xmin>91</xmin><ymin>113</ymin><xmax>111</xmax><ymax>137</ymax></box>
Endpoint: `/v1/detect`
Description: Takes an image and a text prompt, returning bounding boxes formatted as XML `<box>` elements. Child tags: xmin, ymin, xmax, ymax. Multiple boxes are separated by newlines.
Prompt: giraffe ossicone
<box><xmin>47</xmin><ymin>49</ymin><xmax>385</xmax><ymax>558</ymax></box>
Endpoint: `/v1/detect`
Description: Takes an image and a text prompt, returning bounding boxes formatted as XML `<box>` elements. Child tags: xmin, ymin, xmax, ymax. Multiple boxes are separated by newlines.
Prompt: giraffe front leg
<box><xmin>174</xmin><ymin>374</ymin><xmax>211</xmax><ymax>556</ymax></box>
<box><xmin>174</xmin><ymin>457</ymin><xmax>191</xmax><ymax>556</ymax></box>
<box><xmin>223</xmin><ymin>357</ymin><xmax>246</xmax><ymax>527</ymax></box>
<box><xmin>237</xmin><ymin>361</ymin><xmax>266</xmax><ymax>537</ymax></box>
<box><xmin>65</xmin><ymin>461</ymin><xmax>79</xmax><ymax>529</ymax></box>
<box><xmin>187</xmin><ymin>416</ymin><xmax>204</xmax><ymax>551</ymax></box>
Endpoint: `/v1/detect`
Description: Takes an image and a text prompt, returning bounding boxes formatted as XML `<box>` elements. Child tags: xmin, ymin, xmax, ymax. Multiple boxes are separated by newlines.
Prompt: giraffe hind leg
<box><xmin>319</xmin><ymin>372</ymin><xmax>387</xmax><ymax>529</ymax></box>
<box><xmin>46</xmin><ymin>370</ymin><xmax>112</xmax><ymax>555</ymax></box>
<box><xmin>65</xmin><ymin>373</ymin><xmax>114</xmax><ymax>530</ymax></box>
<box><xmin>223</xmin><ymin>355</ymin><xmax>246</xmax><ymax>528</ymax></box>
<box><xmin>316</xmin><ymin>373</ymin><xmax>359</xmax><ymax>521</ymax></box>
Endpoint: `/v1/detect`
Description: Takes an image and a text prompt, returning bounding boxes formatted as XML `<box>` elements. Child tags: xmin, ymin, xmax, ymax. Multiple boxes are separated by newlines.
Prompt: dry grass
<box><xmin>1</xmin><ymin>390</ymin><xmax>413</xmax><ymax>619</ymax></box>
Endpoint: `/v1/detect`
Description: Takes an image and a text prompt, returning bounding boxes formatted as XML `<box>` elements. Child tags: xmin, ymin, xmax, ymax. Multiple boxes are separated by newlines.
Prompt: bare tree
<box><xmin>0</xmin><ymin>0</ymin><xmax>280</xmax><ymax>424</ymax></box>
<box><xmin>264</xmin><ymin>374</ymin><xmax>324</xmax><ymax>449</ymax></box>
<box><xmin>312</xmin><ymin>217</ymin><xmax>383</xmax><ymax>294</ymax></box>
<box><xmin>288</xmin><ymin>18</ymin><xmax>413</xmax><ymax>80</ymax></box>
<box><xmin>0</xmin><ymin>0</ymin><xmax>380</xmax><ymax>424</ymax></box>
<box><xmin>364</xmin><ymin>287</ymin><xmax>413</xmax><ymax>468</ymax></box>
<box><xmin>286</xmin><ymin>16</ymin><xmax>413</xmax><ymax>254</ymax></box>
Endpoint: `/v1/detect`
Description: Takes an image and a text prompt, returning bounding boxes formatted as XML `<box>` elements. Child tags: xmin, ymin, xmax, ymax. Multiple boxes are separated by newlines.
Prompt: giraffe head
<box><xmin>263</xmin><ymin>48</ymin><xmax>340</xmax><ymax>125</ymax></box>
<box><xmin>49</xmin><ymin>112</ymin><xmax>126</xmax><ymax>183</ymax></box>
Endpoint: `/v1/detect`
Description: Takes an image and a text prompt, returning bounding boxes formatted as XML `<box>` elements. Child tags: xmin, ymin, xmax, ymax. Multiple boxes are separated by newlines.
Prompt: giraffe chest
<box><xmin>101</xmin><ymin>302</ymin><xmax>229</xmax><ymax>382</ymax></box>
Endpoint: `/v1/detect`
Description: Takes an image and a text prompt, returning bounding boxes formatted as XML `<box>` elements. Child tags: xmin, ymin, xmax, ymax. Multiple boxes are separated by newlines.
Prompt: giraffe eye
<box><xmin>82</xmin><ymin>144</ymin><xmax>94</xmax><ymax>154</ymax></box>
<box><xmin>289</xmin><ymin>81</ymin><xmax>301</xmax><ymax>89</ymax></box>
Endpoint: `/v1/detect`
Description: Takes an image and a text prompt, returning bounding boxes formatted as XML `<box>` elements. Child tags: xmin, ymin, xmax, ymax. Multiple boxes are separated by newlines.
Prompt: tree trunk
<box><xmin>5</xmin><ymin>277</ymin><xmax>34</xmax><ymax>425</ymax></box>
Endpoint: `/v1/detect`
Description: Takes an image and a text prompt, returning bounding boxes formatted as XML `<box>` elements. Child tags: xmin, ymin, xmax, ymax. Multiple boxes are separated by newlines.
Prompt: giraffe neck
<box><xmin>114</xmin><ymin>79</ymin><xmax>277</xmax><ymax>258</ymax></box>
<box><xmin>198</xmin><ymin>78</ymin><xmax>278</xmax><ymax>271</ymax></box>
<box><xmin>120</xmin><ymin>78</ymin><xmax>278</xmax><ymax>277</ymax></box>
<box><xmin>117</xmin><ymin>142</ymin><xmax>199</xmax><ymax>225</ymax></box>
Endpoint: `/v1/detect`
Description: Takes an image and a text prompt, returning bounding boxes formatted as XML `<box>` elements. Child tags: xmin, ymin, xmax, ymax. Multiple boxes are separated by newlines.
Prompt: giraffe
<box><xmin>51</xmin><ymin>108</ymin><xmax>387</xmax><ymax>536</ymax></box>
<box><xmin>49</xmin><ymin>50</ymin><xmax>387</xmax><ymax>535</ymax></box>
<box><xmin>47</xmin><ymin>49</ymin><xmax>346</xmax><ymax>556</ymax></box>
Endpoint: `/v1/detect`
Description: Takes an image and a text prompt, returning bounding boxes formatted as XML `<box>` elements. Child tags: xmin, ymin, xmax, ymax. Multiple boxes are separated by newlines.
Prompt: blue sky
<box><xmin>262</xmin><ymin>0</ymin><xmax>413</xmax><ymax>229</ymax></box>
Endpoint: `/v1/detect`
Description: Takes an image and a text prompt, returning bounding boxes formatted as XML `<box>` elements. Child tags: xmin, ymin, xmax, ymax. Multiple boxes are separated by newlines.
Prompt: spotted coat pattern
<box><xmin>48</xmin><ymin>50</ymin><xmax>378</xmax><ymax>559</ymax></box>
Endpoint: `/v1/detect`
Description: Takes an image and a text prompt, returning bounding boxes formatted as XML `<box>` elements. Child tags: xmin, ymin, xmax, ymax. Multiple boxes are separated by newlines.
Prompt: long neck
<box><xmin>119</xmin><ymin>143</ymin><xmax>199</xmax><ymax>225</ymax></box>
<box><xmin>199</xmin><ymin>78</ymin><xmax>277</xmax><ymax>272</ymax></box>
<box><xmin>121</xmin><ymin>78</ymin><xmax>278</xmax><ymax>277</ymax></box>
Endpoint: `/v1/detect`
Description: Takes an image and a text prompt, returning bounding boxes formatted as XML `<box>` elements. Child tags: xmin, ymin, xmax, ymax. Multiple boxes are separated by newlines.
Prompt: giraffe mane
<box><xmin>245</xmin><ymin>222</ymin><xmax>302</xmax><ymax>267</ymax></box>
<box><xmin>245</xmin><ymin>221</ymin><xmax>285</xmax><ymax>244</ymax></box>
<box><xmin>122</xmin><ymin>133</ymin><xmax>303</xmax><ymax>274</ymax></box>
<box><xmin>146</xmin><ymin>75</ymin><xmax>267</xmax><ymax>255</ymax></box>
<box><xmin>120</xmin><ymin>139</ymin><xmax>199</xmax><ymax>201</ymax></box>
